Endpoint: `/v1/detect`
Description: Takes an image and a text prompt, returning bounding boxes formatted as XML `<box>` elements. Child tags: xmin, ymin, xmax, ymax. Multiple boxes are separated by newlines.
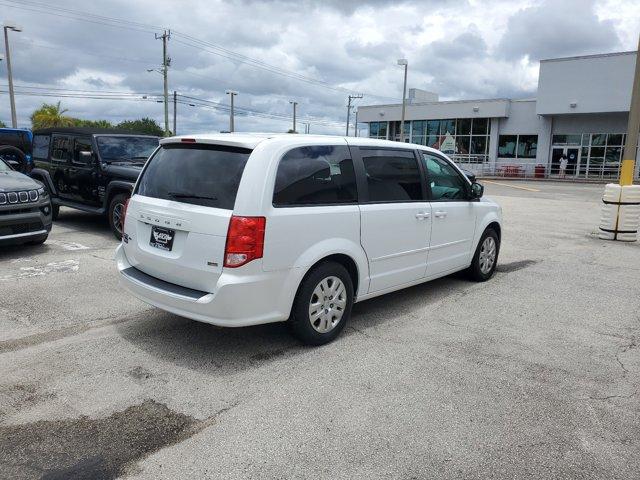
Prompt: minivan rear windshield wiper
<box><xmin>168</xmin><ymin>192</ymin><xmax>218</xmax><ymax>201</ymax></box>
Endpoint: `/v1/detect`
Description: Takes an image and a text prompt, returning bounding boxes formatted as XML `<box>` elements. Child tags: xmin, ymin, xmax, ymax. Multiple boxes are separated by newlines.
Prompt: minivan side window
<box><xmin>51</xmin><ymin>135</ymin><xmax>72</xmax><ymax>162</ymax></box>
<box><xmin>422</xmin><ymin>153</ymin><xmax>468</xmax><ymax>201</ymax></box>
<box><xmin>273</xmin><ymin>145</ymin><xmax>357</xmax><ymax>206</ymax></box>
<box><xmin>361</xmin><ymin>149</ymin><xmax>424</xmax><ymax>202</ymax></box>
<box><xmin>32</xmin><ymin>134</ymin><xmax>51</xmax><ymax>160</ymax></box>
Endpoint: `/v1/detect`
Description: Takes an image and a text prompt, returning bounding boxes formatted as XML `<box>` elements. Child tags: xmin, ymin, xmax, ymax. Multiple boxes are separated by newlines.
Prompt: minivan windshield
<box><xmin>136</xmin><ymin>143</ymin><xmax>252</xmax><ymax>209</ymax></box>
<box><xmin>96</xmin><ymin>136</ymin><xmax>159</xmax><ymax>163</ymax></box>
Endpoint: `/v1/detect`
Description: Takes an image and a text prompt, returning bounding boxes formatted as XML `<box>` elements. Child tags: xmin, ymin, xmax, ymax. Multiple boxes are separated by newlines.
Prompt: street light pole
<box><xmin>3</xmin><ymin>22</ymin><xmax>22</xmax><ymax>128</ymax></box>
<box><xmin>173</xmin><ymin>90</ymin><xmax>177</xmax><ymax>136</ymax></box>
<box><xmin>346</xmin><ymin>94</ymin><xmax>363</xmax><ymax>136</ymax></box>
<box><xmin>226</xmin><ymin>90</ymin><xmax>238</xmax><ymax>132</ymax></box>
<box><xmin>354</xmin><ymin>108</ymin><xmax>359</xmax><ymax>137</ymax></box>
<box><xmin>289</xmin><ymin>100</ymin><xmax>297</xmax><ymax>133</ymax></box>
<box><xmin>155</xmin><ymin>30</ymin><xmax>171</xmax><ymax>136</ymax></box>
<box><xmin>397</xmin><ymin>58</ymin><xmax>408</xmax><ymax>142</ymax></box>
<box><xmin>620</xmin><ymin>34</ymin><xmax>640</xmax><ymax>186</ymax></box>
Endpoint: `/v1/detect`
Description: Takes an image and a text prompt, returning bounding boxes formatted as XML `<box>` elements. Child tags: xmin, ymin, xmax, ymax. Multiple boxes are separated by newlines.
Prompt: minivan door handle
<box><xmin>434</xmin><ymin>210</ymin><xmax>447</xmax><ymax>218</ymax></box>
<box><xmin>415</xmin><ymin>212</ymin><xmax>430</xmax><ymax>219</ymax></box>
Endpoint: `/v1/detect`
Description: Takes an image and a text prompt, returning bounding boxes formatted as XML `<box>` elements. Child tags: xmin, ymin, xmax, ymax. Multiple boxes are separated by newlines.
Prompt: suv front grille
<box><xmin>0</xmin><ymin>207</ymin><xmax>38</xmax><ymax>216</ymax></box>
<box><xmin>0</xmin><ymin>189</ymin><xmax>39</xmax><ymax>205</ymax></box>
<box><xmin>0</xmin><ymin>221</ymin><xmax>44</xmax><ymax>236</ymax></box>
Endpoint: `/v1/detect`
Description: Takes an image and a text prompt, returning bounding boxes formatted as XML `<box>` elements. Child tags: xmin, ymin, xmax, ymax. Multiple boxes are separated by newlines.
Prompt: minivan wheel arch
<box><xmin>289</xmin><ymin>254</ymin><xmax>360</xmax><ymax>317</ymax></box>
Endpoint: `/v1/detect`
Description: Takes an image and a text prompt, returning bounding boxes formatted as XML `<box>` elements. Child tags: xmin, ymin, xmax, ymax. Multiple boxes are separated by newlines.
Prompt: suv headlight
<box><xmin>37</xmin><ymin>187</ymin><xmax>48</xmax><ymax>198</ymax></box>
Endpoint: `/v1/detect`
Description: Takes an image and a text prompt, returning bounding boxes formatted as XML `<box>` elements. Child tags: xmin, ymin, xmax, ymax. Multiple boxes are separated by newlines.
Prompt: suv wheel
<box><xmin>108</xmin><ymin>193</ymin><xmax>129</xmax><ymax>240</ymax></box>
<box><xmin>289</xmin><ymin>261</ymin><xmax>354</xmax><ymax>345</ymax></box>
<box><xmin>468</xmin><ymin>228</ymin><xmax>500</xmax><ymax>281</ymax></box>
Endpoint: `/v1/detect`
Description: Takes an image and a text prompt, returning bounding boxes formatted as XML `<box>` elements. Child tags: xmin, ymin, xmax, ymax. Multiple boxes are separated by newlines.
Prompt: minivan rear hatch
<box><xmin>123</xmin><ymin>143</ymin><xmax>252</xmax><ymax>292</ymax></box>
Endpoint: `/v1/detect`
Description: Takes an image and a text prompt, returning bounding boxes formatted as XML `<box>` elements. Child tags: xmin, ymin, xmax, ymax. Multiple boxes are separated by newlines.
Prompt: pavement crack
<box><xmin>589</xmin><ymin>389</ymin><xmax>638</xmax><ymax>402</ymax></box>
<box><xmin>615</xmin><ymin>336</ymin><xmax>638</xmax><ymax>378</ymax></box>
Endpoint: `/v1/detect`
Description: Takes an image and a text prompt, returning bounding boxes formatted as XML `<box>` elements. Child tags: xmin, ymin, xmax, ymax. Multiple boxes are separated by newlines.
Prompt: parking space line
<box><xmin>482</xmin><ymin>180</ymin><xmax>541</xmax><ymax>192</ymax></box>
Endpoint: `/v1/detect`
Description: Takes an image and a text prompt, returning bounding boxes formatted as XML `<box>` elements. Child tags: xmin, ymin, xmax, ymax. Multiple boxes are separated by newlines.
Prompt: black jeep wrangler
<box><xmin>30</xmin><ymin>128</ymin><xmax>159</xmax><ymax>239</ymax></box>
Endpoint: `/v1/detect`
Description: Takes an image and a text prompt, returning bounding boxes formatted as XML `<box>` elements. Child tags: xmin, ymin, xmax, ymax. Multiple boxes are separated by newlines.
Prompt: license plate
<box><xmin>149</xmin><ymin>226</ymin><xmax>175</xmax><ymax>251</ymax></box>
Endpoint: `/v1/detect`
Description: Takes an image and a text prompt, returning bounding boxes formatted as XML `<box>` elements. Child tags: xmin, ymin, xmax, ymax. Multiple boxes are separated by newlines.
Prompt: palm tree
<box><xmin>30</xmin><ymin>102</ymin><xmax>76</xmax><ymax>129</ymax></box>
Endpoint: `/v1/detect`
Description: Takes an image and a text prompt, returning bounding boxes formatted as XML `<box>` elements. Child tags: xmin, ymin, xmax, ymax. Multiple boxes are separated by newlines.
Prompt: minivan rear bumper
<box><xmin>115</xmin><ymin>244</ymin><xmax>290</xmax><ymax>327</ymax></box>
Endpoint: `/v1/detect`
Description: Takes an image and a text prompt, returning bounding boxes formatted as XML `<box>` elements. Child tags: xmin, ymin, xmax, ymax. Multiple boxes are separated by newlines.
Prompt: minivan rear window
<box><xmin>136</xmin><ymin>144</ymin><xmax>252</xmax><ymax>210</ymax></box>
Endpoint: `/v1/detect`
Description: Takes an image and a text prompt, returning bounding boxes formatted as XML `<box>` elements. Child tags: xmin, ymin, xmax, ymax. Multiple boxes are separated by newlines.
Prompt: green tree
<box><xmin>30</xmin><ymin>102</ymin><xmax>76</xmax><ymax>129</ymax></box>
<box><xmin>73</xmin><ymin>118</ymin><xmax>114</xmax><ymax>129</ymax></box>
<box><xmin>116</xmin><ymin>117</ymin><xmax>164</xmax><ymax>136</ymax></box>
<box><xmin>0</xmin><ymin>120</ymin><xmax>6</xmax><ymax>128</ymax></box>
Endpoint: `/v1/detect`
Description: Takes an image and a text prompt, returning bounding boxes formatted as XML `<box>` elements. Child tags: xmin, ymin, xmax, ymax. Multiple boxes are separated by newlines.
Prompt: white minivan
<box><xmin>115</xmin><ymin>134</ymin><xmax>502</xmax><ymax>345</ymax></box>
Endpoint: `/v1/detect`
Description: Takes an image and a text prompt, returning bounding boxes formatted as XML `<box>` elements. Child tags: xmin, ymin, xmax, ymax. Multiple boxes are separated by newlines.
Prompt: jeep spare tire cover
<box><xmin>0</xmin><ymin>145</ymin><xmax>28</xmax><ymax>173</ymax></box>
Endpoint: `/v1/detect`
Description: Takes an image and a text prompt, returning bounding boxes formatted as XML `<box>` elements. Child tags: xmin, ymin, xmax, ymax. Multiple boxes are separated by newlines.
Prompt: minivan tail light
<box><xmin>224</xmin><ymin>216</ymin><xmax>266</xmax><ymax>268</ymax></box>
<box><xmin>122</xmin><ymin>198</ymin><xmax>130</xmax><ymax>230</ymax></box>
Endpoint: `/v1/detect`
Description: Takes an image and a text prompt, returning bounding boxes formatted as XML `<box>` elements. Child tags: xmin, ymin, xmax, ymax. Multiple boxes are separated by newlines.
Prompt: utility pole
<box><xmin>303</xmin><ymin>122</ymin><xmax>310</xmax><ymax>134</ymax></box>
<box><xmin>173</xmin><ymin>90</ymin><xmax>177</xmax><ymax>136</ymax></box>
<box><xmin>289</xmin><ymin>100</ymin><xmax>298</xmax><ymax>133</ymax></box>
<box><xmin>155</xmin><ymin>30</ymin><xmax>171</xmax><ymax>136</ymax></box>
<box><xmin>346</xmin><ymin>94</ymin><xmax>363</xmax><ymax>136</ymax></box>
<box><xmin>397</xmin><ymin>59</ymin><xmax>408</xmax><ymax>142</ymax></box>
<box><xmin>226</xmin><ymin>90</ymin><xmax>238</xmax><ymax>132</ymax></box>
<box><xmin>620</xmin><ymin>34</ymin><xmax>640</xmax><ymax>186</ymax></box>
<box><xmin>3</xmin><ymin>22</ymin><xmax>22</xmax><ymax>128</ymax></box>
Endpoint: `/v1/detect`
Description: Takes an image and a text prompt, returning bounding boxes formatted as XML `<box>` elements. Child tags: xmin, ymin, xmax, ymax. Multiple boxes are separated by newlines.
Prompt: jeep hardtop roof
<box><xmin>33</xmin><ymin>127</ymin><xmax>158</xmax><ymax>137</ymax></box>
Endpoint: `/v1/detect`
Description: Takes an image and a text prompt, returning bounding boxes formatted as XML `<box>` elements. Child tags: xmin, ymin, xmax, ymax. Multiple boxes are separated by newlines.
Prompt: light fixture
<box><xmin>473</xmin><ymin>106</ymin><xmax>480</xmax><ymax>112</ymax></box>
<box><xmin>3</xmin><ymin>22</ymin><xmax>23</xmax><ymax>32</ymax></box>
<box><xmin>397</xmin><ymin>58</ymin><xmax>408</xmax><ymax>66</ymax></box>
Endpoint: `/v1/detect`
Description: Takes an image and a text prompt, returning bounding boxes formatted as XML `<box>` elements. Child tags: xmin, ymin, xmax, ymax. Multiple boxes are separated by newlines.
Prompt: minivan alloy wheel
<box><xmin>308</xmin><ymin>276</ymin><xmax>347</xmax><ymax>333</ymax></box>
<box><xmin>479</xmin><ymin>236</ymin><xmax>497</xmax><ymax>274</ymax></box>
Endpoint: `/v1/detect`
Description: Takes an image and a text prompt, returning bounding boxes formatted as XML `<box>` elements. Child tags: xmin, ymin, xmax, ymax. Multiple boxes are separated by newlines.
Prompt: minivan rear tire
<box><xmin>289</xmin><ymin>261</ymin><xmax>354</xmax><ymax>345</ymax></box>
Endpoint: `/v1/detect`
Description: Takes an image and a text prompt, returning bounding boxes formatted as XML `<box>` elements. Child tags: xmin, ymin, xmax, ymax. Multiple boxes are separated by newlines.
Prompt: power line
<box><xmin>1</xmin><ymin>0</ymin><xmax>400</xmax><ymax>102</ymax></box>
<box><xmin>1</xmin><ymin>88</ymin><xmax>351</xmax><ymax>128</ymax></box>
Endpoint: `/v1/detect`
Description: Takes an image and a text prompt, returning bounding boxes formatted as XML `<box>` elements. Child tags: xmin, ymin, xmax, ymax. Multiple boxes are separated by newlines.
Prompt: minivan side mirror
<box><xmin>470</xmin><ymin>182</ymin><xmax>484</xmax><ymax>199</ymax></box>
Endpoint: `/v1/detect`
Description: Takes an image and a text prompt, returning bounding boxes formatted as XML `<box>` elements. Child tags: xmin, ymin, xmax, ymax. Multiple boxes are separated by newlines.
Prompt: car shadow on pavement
<box><xmin>53</xmin><ymin>208</ymin><xmax>112</xmax><ymax>236</ymax></box>
<box><xmin>115</xmin><ymin>274</ymin><xmax>472</xmax><ymax>376</ymax></box>
<box><xmin>0</xmin><ymin>242</ymin><xmax>54</xmax><ymax>260</ymax></box>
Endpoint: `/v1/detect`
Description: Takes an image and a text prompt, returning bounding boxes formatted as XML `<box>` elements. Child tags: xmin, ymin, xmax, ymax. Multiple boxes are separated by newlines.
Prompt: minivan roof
<box><xmin>161</xmin><ymin>133</ymin><xmax>428</xmax><ymax>151</ymax></box>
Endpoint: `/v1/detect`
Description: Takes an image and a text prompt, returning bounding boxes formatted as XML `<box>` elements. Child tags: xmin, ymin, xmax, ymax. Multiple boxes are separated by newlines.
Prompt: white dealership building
<box><xmin>357</xmin><ymin>51</ymin><xmax>639</xmax><ymax>180</ymax></box>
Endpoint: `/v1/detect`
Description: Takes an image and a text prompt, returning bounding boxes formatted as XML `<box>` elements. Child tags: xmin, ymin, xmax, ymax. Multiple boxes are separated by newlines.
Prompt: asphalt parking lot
<box><xmin>1</xmin><ymin>180</ymin><xmax>639</xmax><ymax>479</ymax></box>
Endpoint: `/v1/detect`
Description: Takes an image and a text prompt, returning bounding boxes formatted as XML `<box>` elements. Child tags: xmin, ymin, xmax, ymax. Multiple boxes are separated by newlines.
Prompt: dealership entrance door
<box><xmin>551</xmin><ymin>147</ymin><xmax>580</xmax><ymax>176</ymax></box>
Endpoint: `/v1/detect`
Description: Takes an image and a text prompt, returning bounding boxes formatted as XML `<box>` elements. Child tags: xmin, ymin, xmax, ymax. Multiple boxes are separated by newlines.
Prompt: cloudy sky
<box><xmin>0</xmin><ymin>0</ymin><xmax>638</xmax><ymax>134</ymax></box>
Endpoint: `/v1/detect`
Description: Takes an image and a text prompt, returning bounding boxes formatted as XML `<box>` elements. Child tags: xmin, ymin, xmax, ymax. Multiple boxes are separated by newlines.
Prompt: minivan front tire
<box><xmin>289</xmin><ymin>261</ymin><xmax>354</xmax><ymax>345</ymax></box>
<box><xmin>468</xmin><ymin>228</ymin><xmax>500</xmax><ymax>281</ymax></box>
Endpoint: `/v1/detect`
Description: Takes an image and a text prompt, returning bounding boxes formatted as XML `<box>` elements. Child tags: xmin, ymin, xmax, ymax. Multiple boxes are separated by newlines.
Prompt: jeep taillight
<box><xmin>224</xmin><ymin>216</ymin><xmax>266</xmax><ymax>268</ymax></box>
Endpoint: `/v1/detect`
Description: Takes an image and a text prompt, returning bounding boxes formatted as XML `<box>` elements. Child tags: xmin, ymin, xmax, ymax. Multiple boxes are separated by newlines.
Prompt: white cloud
<box><xmin>0</xmin><ymin>0</ymin><xmax>638</xmax><ymax>131</ymax></box>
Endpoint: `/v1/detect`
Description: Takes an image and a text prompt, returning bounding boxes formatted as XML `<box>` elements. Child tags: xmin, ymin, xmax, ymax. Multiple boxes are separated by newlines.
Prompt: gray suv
<box><xmin>0</xmin><ymin>158</ymin><xmax>52</xmax><ymax>246</ymax></box>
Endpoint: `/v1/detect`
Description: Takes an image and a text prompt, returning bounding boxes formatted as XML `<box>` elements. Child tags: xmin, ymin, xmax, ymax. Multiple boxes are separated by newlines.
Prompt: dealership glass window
<box><xmin>499</xmin><ymin>135</ymin><xmax>537</xmax><ymax>159</ymax></box>
<box><xmin>456</xmin><ymin>136</ymin><xmax>470</xmax><ymax>155</ymax></box>
<box><xmin>498</xmin><ymin>135</ymin><xmax>517</xmax><ymax>157</ymax></box>
<box><xmin>561</xmin><ymin>132</ymin><xmax>628</xmax><ymax>179</ymax></box>
<box><xmin>517</xmin><ymin>135</ymin><xmax>537</xmax><ymax>158</ymax></box>
<box><xmin>552</xmin><ymin>134</ymin><xmax>581</xmax><ymax>146</ymax></box>
<box><xmin>379</xmin><ymin>117</ymin><xmax>490</xmax><ymax>164</ymax></box>
<box><xmin>472</xmin><ymin>118</ymin><xmax>488</xmax><ymax>135</ymax></box>
<box><xmin>456</xmin><ymin>118</ymin><xmax>471</xmax><ymax>136</ymax></box>
<box><xmin>440</xmin><ymin>119</ymin><xmax>455</xmax><ymax>136</ymax></box>
<box><xmin>369</xmin><ymin>122</ymin><xmax>388</xmax><ymax>139</ymax></box>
